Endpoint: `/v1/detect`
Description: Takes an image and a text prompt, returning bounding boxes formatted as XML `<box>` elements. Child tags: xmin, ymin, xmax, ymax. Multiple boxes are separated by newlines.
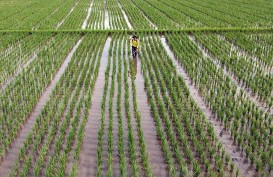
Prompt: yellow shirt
<box><xmin>130</xmin><ymin>39</ymin><xmax>140</xmax><ymax>48</ymax></box>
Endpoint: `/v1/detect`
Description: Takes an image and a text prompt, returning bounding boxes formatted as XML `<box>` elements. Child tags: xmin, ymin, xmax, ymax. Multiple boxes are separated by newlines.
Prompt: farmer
<box><xmin>130</xmin><ymin>35</ymin><xmax>140</xmax><ymax>59</ymax></box>
<box><xmin>130</xmin><ymin>35</ymin><xmax>140</xmax><ymax>79</ymax></box>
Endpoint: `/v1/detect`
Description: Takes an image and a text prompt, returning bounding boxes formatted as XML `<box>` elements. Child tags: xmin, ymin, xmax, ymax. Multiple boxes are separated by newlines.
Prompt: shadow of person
<box><xmin>129</xmin><ymin>57</ymin><xmax>138</xmax><ymax>80</ymax></box>
<box><xmin>133</xmin><ymin>57</ymin><xmax>137</xmax><ymax>76</ymax></box>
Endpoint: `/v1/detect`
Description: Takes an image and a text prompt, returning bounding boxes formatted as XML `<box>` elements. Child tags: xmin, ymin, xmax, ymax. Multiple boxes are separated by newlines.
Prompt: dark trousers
<box><xmin>132</xmin><ymin>46</ymin><xmax>137</xmax><ymax>58</ymax></box>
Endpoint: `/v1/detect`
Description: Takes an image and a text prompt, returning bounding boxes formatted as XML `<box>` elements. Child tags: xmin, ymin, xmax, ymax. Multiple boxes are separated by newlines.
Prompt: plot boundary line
<box><xmin>0</xmin><ymin>27</ymin><xmax>273</xmax><ymax>33</ymax></box>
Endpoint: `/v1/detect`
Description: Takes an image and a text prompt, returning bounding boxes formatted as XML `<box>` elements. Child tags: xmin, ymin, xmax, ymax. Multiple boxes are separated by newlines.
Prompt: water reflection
<box><xmin>130</xmin><ymin>57</ymin><xmax>138</xmax><ymax>79</ymax></box>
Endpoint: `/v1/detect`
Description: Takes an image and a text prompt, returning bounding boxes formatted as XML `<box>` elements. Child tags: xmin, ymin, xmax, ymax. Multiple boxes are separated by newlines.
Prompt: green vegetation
<box><xmin>1</xmin><ymin>0</ymin><xmax>273</xmax><ymax>176</ymax></box>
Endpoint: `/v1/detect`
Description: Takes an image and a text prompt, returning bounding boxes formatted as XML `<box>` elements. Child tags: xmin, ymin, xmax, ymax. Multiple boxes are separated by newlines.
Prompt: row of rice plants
<box><xmin>166</xmin><ymin>32</ymin><xmax>273</xmax><ymax>176</ymax></box>
<box><xmin>186</xmin><ymin>0</ymin><xmax>270</xmax><ymax>26</ymax></box>
<box><xmin>8</xmin><ymin>33</ymin><xmax>107</xmax><ymax>176</ymax></box>
<box><xmin>0</xmin><ymin>33</ymin><xmax>79</xmax><ymax>159</ymax></box>
<box><xmin>6</xmin><ymin>0</ymin><xmax>71</xmax><ymax>30</ymax></box>
<box><xmin>0</xmin><ymin>34</ymin><xmax>52</xmax><ymax>86</ymax></box>
<box><xmin>142</xmin><ymin>0</ymin><xmax>199</xmax><ymax>28</ymax></box>
<box><xmin>193</xmin><ymin>33</ymin><xmax>273</xmax><ymax>110</ymax></box>
<box><xmin>0</xmin><ymin>33</ymin><xmax>26</xmax><ymax>51</ymax></box>
<box><xmin>106</xmin><ymin>0</ymin><xmax>129</xmax><ymax>30</ymax></box>
<box><xmin>96</xmin><ymin>34</ymin><xmax>114</xmax><ymax>176</ymax></box>
<box><xmin>125</xmin><ymin>36</ymin><xmax>153</xmax><ymax>176</ymax></box>
<box><xmin>0</xmin><ymin>0</ymin><xmax>65</xmax><ymax>29</ymax></box>
<box><xmin>152</xmin><ymin>0</ymin><xmax>227</xmax><ymax>28</ymax></box>
<box><xmin>85</xmin><ymin>0</ymin><xmax>105</xmax><ymax>29</ymax></box>
<box><xmin>128</xmin><ymin>0</ymin><xmax>174</xmax><ymax>29</ymax></box>
<box><xmin>59</xmin><ymin>0</ymin><xmax>92</xmax><ymax>30</ymax></box>
<box><xmin>222</xmin><ymin>32</ymin><xmax>273</xmax><ymax>66</ymax></box>
<box><xmin>140</xmin><ymin>33</ymin><xmax>234</xmax><ymax>176</ymax></box>
<box><xmin>118</xmin><ymin>0</ymin><xmax>151</xmax><ymax>29</ymax></box>
<box><xmin>32</xmin><ymin>0</ymin><xmax>79</xmax><ymax>30</ymax></box>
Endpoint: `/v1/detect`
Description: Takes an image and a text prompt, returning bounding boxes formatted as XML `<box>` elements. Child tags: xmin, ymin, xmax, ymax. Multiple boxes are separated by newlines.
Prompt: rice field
<box><xmin>0</xmin><ymin>0</ymin><xmax>273</xmax><ymax>177</ymax></box>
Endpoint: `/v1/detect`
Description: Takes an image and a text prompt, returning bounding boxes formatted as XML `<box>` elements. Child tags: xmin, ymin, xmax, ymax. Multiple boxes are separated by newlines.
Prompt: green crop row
<box><xmin>0</xmin><ymin>33</ymin><xmax>79</xmax><ymax>159</ymax></box>
<box><xmin>7</xmin><ymin>33</ymin><xmax>107</xmax><ymax>176</ymax></box>
<box><xmin>166</xmin><ymin>32</ymin><xmax>273</xmax><ymax>176</ymax></box>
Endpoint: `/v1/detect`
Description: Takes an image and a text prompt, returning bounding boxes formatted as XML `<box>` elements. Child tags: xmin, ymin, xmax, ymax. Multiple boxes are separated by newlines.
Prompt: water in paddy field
<box><xmin>104</xmin><ymin>0</ymin><xmax>109</xmax><ymax>29</ymax></box>
<box><xmin>82</xmin><ymin>1</ymin><xmax>93</xmax><ymax>30</ymax></box>
<box><xmin>78</xmin><ymin>37</ymin><xmax>111</xmax><ymax>176</ymax></box>
<box><xmin>0</xmin><ymin>38</ymin><xmax>83</xmax><ymax>177</ymax></box>
<box><xmin>118</xmin><ymin>2</ymin><xmax>133</xmax><ymax>30</ymax></box>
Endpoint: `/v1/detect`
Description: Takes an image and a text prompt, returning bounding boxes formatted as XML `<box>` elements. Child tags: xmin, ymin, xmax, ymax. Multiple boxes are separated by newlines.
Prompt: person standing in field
<box><xmin>130</xmin><ymin>35</ymin><xmax>140</xmax><ymax>79</ymax></box>
<box><xmin>130</xmin><ymin>35</ymin><xmax>140</xmax><ymax>59</ymax></box>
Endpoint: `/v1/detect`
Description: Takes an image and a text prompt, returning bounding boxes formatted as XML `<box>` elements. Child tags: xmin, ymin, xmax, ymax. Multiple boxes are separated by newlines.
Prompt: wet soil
<box><xmin>135</xmin><ymin>58</ymin><xmax>168</xmax><ymax>176</ymax></box>
<box><xmin>161</xmin><ymin>36</ymin><xmax>255</xmax><ymax>177</ymax></box>
<box><xmin>0</xmin><ymin>38</ymin><xmax>83</xmax><ymax>177</ymax></box>
<box><xmin>82</xmin><ymin>1</ymin><xmax>93</xmax><ymax>30</ymax></box>
<box><xmin>78</xmin><ymin>37</ymin><xmax>111</xmax><ymax>177</ymax></box>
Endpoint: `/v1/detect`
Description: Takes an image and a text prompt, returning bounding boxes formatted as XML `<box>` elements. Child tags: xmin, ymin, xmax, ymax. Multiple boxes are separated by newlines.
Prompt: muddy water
<box><xmin>161</xmin><ymin>36</ymin><xmax>255</xmax><ymax>177</ymax></box>
<box><xmin>189</xmin><ymin>35</ymin><xmax>273</xmax><ymax>116</ymax></box>
<box><xmin>0</xmin><ymin>38</ymin><xmax>83</xmax><ymax>177</ymax></box>
<box><xmin>135</xmin><ymin>58</ymin><xmax>168</xmax><ymax>176</ymax></box>
<box><xmin>78</xmin><ymin>37</ymin><xmax>111</xmax><ymax>177</ymax></box>
<box><xmin>126</xmin><ymin>43</ymin><xmax>146</xmax><ymax>176</ymax></box>
<box><xmin>56</xmin><ymin>1</ymin><xmax>79</xmax><ymax>29</ymax></box>
<box><xmin>117</xmin><ymin>2</ymin><xmax>133</xmax><ymax>30</ymax></box>
<box><xmin>82</xmin><ymin>1</ymin><xmax>93</xmax><ymax>29</ymax></box>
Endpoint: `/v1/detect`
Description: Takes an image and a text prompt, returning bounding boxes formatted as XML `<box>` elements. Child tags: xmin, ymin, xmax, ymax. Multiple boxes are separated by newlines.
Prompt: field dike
<box><xmin>160</xmin><ymin>36</ymin><xmax>254</xmax><ymax>177</ymax></box>
<box><xmin>0</xmin><ymin>37</ymin><xmax>83</xmax><ymax>177</ymax></box>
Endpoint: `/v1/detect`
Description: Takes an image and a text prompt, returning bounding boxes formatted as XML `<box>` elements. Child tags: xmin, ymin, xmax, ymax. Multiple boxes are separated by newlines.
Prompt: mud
<box><xmin>101</xmin><ymin>39</ymin><xmax>116</xmax><ymax>177</ymax></box>
<box><xmin>126</xmin><ymin>47</ymin><xmax>146</xmax><ymax>177</ymax></box>
<box><xmin>63</xmin><ymin>48</ymin><xmax>97</xmax><ymax>176</ymax></box>
<box><xmin>161</xmin><ymin>36</ymin><xmax>255</xmax><ymax>177</ymax></box>
<box><xmin>120</xmin><ymin>39</ymin><xmax>134</xmax><ymax>175</ymax></box>
<box><xmin>78</xmin><ymin>37</ymin><xmax>111</xmax><ymax>177</ymax></box>
<box><xmin>0</xmin><ymin>38</ymin><xmax>83</xmax><ymax>177</ymax></box>
<box><xmin>117</xmin><ymin>2</ymin><xmax>133</xmax><ymax>30</ymax></box>
<box><xmin>189</xmin><ymin>35</ymin><xmax>273</xmax><ymax>116</ymax></box>
<box><xmin>135</xmin><ymin>58</ymin><xmax>168</xmax><ymax>176</ymax></box>
<box><xmin>82</xmin><ymin>1</ymin><xmax>93</xmax><ymax>29</ymax></box>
